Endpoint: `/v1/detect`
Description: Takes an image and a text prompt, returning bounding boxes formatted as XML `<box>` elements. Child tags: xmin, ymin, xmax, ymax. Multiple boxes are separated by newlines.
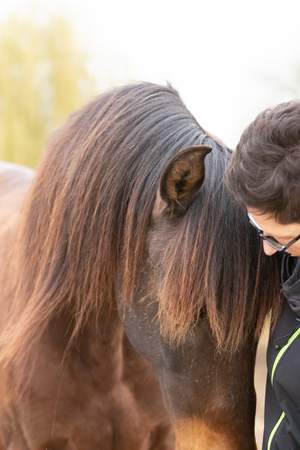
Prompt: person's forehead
<box><xmin>247</xmin><ymin>208</ymin><xmax>300</xmax><ymax>239</ymax></box>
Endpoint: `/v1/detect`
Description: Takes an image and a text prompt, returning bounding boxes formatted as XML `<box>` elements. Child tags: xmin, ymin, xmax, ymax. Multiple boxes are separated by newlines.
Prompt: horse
<box><xmin>0</xmin><ymin>82</ymin><xmax>281</xmax><ymax>450</ymax></box>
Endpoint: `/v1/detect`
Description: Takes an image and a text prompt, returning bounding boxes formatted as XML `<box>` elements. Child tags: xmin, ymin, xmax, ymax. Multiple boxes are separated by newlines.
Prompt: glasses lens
<box><xmin>262</xmin><ymin>236</ymin><xmax>284</xmax><ymax>251</ymax></box>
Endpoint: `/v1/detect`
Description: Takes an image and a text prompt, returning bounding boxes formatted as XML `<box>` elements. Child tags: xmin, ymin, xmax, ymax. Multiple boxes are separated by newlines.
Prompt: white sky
<box><xmin>1</xmin><ymin>0</ymin><xmax>300</xmax><ymax>147</ymax></box>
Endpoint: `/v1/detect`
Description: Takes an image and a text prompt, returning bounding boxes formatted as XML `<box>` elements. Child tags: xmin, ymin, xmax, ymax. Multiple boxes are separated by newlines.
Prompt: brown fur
<box><xmin>0</xmin><ymin>164</ymin><xmax>174</xmax><ymax>449</ymax></box>
<box><xmin>0</xmin><ymin>83</ymin><xmax>281</xmax><ymax>449</ymax></box>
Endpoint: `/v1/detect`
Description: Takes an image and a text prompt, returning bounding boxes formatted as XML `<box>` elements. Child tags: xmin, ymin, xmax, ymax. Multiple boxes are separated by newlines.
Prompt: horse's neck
<box><xmin>43</xmin><ymin>311</ymin><xmax>125</xmax><ymax>391</ymax></box>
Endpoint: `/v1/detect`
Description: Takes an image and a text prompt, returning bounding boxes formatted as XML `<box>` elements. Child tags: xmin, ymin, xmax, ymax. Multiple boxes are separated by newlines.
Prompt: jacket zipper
<box><xmin>267</xmin><ymin>411</ymin><xmax>285</xmax><ymax>450</ymax></box>
<box><xmin>271</xmin><ymin>327</ymin><xmax>300</xmax><ymax>384</ymax></box>
<box><xmin>267</xmin><ymin>326</ymin><xmax>300</xmax><ymax>450</ymax></box>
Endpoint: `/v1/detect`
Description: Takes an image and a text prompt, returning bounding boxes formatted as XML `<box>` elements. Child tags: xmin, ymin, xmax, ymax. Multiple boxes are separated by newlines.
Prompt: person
<box><xmin>225</xmin><ymin>101</ymin><xmax>300</xmax><ymax>450</ymax></box>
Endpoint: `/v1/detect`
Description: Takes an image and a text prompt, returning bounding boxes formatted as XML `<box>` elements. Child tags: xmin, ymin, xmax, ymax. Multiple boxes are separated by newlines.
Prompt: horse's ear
<box><xmin>157</xmin><ymin>145</ymin><xmax>212</xmax><ymax>217</ymax></box>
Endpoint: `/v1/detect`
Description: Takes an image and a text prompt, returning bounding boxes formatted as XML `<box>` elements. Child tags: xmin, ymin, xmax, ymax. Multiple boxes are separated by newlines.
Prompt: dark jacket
<box><xmin>262</xmin><ymin>255</ymin><xmax>300</xmax><ymax>450</ymax></box>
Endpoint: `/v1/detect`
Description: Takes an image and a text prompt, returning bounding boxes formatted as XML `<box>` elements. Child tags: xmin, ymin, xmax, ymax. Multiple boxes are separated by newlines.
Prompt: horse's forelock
<box><xmin>156</xmin><ymin>145</ymin><xmax>281</xmax><ymax>351</ymax></box>
<box><xmin>0</xmin><ymin>81</ymin><xmax>281</xmax><ymax>379</ymax></box>
<box><xmin>0</xmin><ymin>82</ymin><xmax>207</xmax><ymax>370</ymax></box>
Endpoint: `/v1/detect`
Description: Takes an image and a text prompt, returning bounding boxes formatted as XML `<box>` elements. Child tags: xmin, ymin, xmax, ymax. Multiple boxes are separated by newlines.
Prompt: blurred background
<box><xmin>1</xmin><ymin>0</ymin><xmax>300</xmax><ymax>167</ymax></box>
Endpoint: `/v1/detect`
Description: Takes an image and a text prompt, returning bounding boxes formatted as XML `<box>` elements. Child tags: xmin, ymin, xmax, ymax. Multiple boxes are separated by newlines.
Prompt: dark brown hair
<box><xmin>225</xmin><ymin>101</ymin><xmax>300</xmax><ymax>224</ymax></box>
<box><xmin>0</xmin><ymin>82</ymin><xmax>280</xmax><ymax>377</ymax></box>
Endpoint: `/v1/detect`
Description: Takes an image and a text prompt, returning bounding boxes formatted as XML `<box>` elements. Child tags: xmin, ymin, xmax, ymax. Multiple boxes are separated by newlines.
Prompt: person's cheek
<box><xmin>262</xmin><ymin>241</ymin><xmax>278</xmax><ymax>256</ymax></box>
<box><xmin>294</xmin><ymin>244</ymin><xmax>300</xmax><ymax>257</ymax></box>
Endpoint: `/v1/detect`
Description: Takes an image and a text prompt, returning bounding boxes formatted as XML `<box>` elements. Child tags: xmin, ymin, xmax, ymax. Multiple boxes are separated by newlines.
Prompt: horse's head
<box><xmin>118</xmin><ymin>133</ymin><xmax>280</xmax><ymax>450</ymax></box>
<box><xmin>0</xmin><ymin>82</ymin><xmax>281</xmax><ymax>450</ymax></box>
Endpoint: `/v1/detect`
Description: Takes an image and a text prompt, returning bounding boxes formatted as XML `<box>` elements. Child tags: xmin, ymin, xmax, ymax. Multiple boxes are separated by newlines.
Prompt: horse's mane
<box><xmin>0</xmin><ymin>82</ymin><xmax>280</xmax><ymax>373</ymax></box>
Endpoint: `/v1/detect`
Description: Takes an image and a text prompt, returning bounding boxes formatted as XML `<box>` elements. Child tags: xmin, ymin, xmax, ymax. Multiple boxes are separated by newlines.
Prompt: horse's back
<box><xmin>0</xmin><ymin>160</ymin><xmax>34</xmax><ymax>259</ymax></box>
<box><xmin>0</xmin><ymin>162</ymin><xmax>34</xmax><ymax>321</ymax></box>
<box><xmin>0</xmin><ymin>161</ymin><xmax>34</xmax><ymax>228</ymax></box>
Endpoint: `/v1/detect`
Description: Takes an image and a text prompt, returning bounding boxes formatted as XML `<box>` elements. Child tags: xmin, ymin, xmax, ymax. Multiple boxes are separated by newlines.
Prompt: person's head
<box><xmin>225</xmin><ymin>101</ymin><xmax>300</xmax><ymax>257</ymax></box>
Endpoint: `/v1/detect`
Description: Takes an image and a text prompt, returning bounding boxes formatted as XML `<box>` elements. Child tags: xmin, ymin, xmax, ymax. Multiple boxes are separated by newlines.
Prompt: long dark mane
<box><xmin>0</xmin><ymin>82</ymin><xmax>280</xmax><ymax>374</ymax></box>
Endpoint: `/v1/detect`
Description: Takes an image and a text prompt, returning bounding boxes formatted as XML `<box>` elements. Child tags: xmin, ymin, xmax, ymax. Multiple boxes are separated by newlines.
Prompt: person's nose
<box><xmin>263</xmin><ymin>241</ymin><xmax>278</xmax><ymax>256</ymax></box>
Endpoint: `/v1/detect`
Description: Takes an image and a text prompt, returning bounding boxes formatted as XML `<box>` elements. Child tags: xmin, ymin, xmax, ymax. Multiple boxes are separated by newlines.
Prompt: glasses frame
<box><xmin>247</xmin><ymin>213</ymin><xmax>300</xmax><ymax>253</ymax></box>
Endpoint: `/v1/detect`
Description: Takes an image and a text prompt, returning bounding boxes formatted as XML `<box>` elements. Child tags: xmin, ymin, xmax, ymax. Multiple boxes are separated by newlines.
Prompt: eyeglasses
<box><xmin>247</xmin><ymin>213</ymin><xmax>300</xmax><ymax>253</ymax></box>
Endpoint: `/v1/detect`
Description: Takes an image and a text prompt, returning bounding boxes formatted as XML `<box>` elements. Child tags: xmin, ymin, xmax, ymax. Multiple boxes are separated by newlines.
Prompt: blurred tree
<box><xmin>0</xmin><ymin>15</ymin><xmax>97</xmax><ymax>167</ymax></box>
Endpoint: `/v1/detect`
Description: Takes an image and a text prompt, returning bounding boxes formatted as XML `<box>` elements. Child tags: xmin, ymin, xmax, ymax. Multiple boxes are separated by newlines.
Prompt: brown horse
<box><xmin>0</xmin><ymin>82</ymin><xmax>280</xmax><ymax>450</ymax></box>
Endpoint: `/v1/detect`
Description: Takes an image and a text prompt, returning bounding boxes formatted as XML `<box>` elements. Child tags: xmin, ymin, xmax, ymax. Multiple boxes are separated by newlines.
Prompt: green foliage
<box><xmin>0</xmin><ymin>15</ymin><xmax>97</xmax><ymax>167</ymax></box>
